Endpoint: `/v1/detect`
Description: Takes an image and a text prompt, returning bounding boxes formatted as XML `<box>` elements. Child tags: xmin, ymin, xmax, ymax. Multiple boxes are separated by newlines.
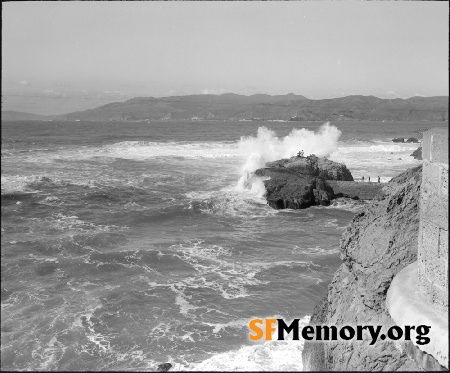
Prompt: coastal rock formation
<box><xmin>411</xmin><ymin>146</ymin><xmax>423</xmax><ymax>160</ymax></box>
<box><xmin>265</xmin><ymin>155</ymin><xmax>354</xmax><ymax>181</ymax></box>
<box><xmin>254</xmin><ymin>155</ymin><xmax>386</xmax><ymax>209</ymax></box>
<box><xmin>156</xmin><ymin>363</ymin><xmax>172</xmax><ymax>372</ymax></box>
<box><xmin>254</xmin><ymin>167</ymin><xmax>334</xmax><ymax>209</ymax></box>
<box><xmin>255</xmin><ymin>155</ymin><xmax>352</xmax><ymax>209</ymax></box>
<box><xmin>302</xmin><ymin>165</ymin><xmax>423</xmax><ymax>371</ymax></box>
<box><xmin>392</xmin><ymin>137</ymin><xmax>419</xmax><ymax>143</ymax></box>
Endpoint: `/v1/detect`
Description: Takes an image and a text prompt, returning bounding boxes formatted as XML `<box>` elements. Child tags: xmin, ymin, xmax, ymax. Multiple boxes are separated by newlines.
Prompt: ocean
<box><xmin>1</xmin><ymin>120</ymin><xmax>445</xmax><ymax>371</ymax></box>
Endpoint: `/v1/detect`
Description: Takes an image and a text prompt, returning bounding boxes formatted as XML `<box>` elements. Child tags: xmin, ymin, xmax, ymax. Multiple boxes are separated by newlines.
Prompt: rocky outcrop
<box><xmin>265</xmin><ymin>155</ymin><xmax>354</xmax><ymax>181</ymax></box>
<box><xmin>411</xmin><ymin>146</ymin><xmax>422</xmax><ymax>160</ymax></box>
<box><xmin>156</xmin><ymin>363</ymin><xmax>172</xmax><ymax>372</ymax></box>
<box><xmin>392</xmin><ymin>137</ymin><xmax>419</xmax><ymax>143</ymax></box>
<box><xmin>254</xmin><ymin>155</ymin><xmax>377</xmax><ymax>209</ymax></box>
<box><xmin>254</xmin><ymin>167</ymin><xmax>334</xmax><ymax>209</ymax></box>
<box><xmin>302</xmin><ymin>165</ymin><xmax>422</xmax><ymax>371</ymax></box>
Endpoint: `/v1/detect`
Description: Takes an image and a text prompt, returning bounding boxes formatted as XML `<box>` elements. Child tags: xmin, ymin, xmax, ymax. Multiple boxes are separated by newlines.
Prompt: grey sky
<box><xmin>2</xmin><ymin>1</ymin><xmax>448</xmax><ymax>115</ymax></box>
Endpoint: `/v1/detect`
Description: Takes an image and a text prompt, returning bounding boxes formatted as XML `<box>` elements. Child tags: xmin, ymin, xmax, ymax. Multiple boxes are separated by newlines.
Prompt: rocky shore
<box><xmin>411</xmin><ymin>146</ymin><xmax>423</xmax><ymax>160</ymax></box>
<box><xmin>254</xmin><ymin>155</ymin><xmax>383</xmax><ymax>209</ymax></box>
<box><xmin>302</xmin><ymin>165</ymin><xmax>423</xmax><ymax>370</ymax></box>
<box><xmin>392</xmin><ymin>137</ymin><xmax>419</xmax><ymax>143</ymax></box>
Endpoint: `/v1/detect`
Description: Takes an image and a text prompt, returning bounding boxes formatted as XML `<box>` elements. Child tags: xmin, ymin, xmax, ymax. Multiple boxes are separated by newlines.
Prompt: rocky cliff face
<box><xmin>302</xmin><ymin>165</ymin><xmax>422</xmax><ymax>371</ymax></box>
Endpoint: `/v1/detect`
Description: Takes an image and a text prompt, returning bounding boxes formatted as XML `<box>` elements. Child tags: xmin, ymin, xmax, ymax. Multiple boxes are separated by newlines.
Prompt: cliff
<box><xmin>302</xmin><ymin>165</ymin><xmax>423</xmax><ymax>370</ymax></box>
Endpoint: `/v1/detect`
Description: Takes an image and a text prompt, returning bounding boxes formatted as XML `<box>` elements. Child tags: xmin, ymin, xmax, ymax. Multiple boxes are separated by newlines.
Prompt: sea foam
<box><xmin>184</xmin><ymin>315</ymin><xmax>311</xmax><ymax>371</ymax></box>
<box><xmin>236</xmin><ymin>122</ymin><xmax>341</xmax><ymax>195</ymax></box>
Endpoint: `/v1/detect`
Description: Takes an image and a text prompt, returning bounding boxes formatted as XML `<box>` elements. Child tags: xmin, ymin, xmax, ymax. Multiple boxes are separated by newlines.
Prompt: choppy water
<box><xmin>1</xmin><ymin>120</ymin><xmax>444</xmax><ymax>371</ymax></box>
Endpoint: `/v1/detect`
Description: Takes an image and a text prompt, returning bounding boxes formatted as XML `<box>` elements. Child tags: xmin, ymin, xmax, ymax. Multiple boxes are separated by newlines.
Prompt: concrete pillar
<box><xmin>417</xmin><ymin>128</ymin><xmax>448</xmax><ymax>312</ymax></box>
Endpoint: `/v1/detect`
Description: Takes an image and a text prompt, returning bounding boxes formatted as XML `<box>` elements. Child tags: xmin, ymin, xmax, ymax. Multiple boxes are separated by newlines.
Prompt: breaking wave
<box><xmin>185</xmin><ymin>315</ymin><xmax>311</xmax><ymax>371</ymax></box>
<box><xmin>236</xmin><ymin>122</ymin><xmax>341</xmax><ymax>196</ymax></box>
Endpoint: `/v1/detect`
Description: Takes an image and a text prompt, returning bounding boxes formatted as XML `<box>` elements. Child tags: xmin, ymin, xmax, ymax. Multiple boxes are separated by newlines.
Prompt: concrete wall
<box><xmin>418</xmin><ymin>128</ymin><xmax>448</xmax><ymax>312</ymax></box>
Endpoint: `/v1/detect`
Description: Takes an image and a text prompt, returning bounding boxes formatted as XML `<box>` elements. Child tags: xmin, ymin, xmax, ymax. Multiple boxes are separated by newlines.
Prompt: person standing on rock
<box><xmin>378</xmin><ymin>176</ymin><xmax>380</xmax><ymax>183</ymax></box>
<box><xmin>362</xmin><ymin>176</ymin><xmax>365</xmax><ymax>182</ymax></box>
<box><xmin>369</xmin><ymin>176</ymin><xmax>371</xmax><ymax>183</ymax></box>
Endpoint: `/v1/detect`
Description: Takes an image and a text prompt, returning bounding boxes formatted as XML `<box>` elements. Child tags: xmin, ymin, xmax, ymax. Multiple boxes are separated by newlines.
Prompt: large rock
<box><xmin>156</xmin><ymin>363</ymin><xmax>172</xmax><ymax>372</ymax></box>
<box><xmin>265</xmin><ymin>155</ymin><xmax>354</xmax><ymax>181</ymax></box>
<box><xmin>411</xmin><ymin>146</ymin><xmax>422</xmax><ymax>160</ymax></box>
<box><xmin>406</xmin><ymin>137</ymin><xmax>419</xmax><ymax>143</ymax></box>
<box><xmin>254</xmin><ymin>167</ymin><xmax>334</xmax><ymax>209</ymax></box>
<box><xmin>254</xmin><ymin>155</ymin><xmax>361</xmax><ymax>209</ymax></box>
<box><xmin>392</xmin><ymin>137</ymin><xmax>405</xmax><ymax>143</ymax></box>
<box><xmin>302</xmin><ymin>165</ymin><xmax>422</xmax><ymax>371</ymax></box>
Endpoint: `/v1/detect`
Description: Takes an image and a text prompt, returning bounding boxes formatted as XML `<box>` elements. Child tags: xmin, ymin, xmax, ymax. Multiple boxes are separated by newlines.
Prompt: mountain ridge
<box><xmin>2</xmin><ymin>94</ymin><xmax>448</xmax><ymax>122</ymax></box>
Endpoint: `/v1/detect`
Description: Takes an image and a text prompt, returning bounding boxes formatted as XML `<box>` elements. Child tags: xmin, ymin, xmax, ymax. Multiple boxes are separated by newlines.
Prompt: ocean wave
<box><xmin>185</xmin><ymin>187</ymin><xmax>273</xmax><ymax>219</ymax></box>
<box><xmin>0</xmin><ymin>174</ymin><xmax>103</xmax><ymax>195</ymax></box>
<box><xmin>182</xmin><ymin>315</ymin><xmax>311</xmax><ymax>371</ymax></box>
<box><xmin>1</xmin><ymin>175</ymin><xmax>47</xmax><ymax>194</ymax></box>
<box><xmin>102</xmin><ymin>141</ymin><xmax>240</xmax><ymax>159</ymax></box>
<box><xmin>236</xmin><ymin>123</ymin><xmax>341</xmax><ymax>190</ymax></box>
<box><xmin>144</xmin><ymin>239</ymin><xmax>320</xmax><ymax>313</ymax></box>
<box><xmin>292</xmin><ymin>245</ymin><xmax>340</xmax><ymax>256</ymax></box>
<box><xmin>171</xmin><ymin>240</ymin><xmax>262</xmax><ymax>301</ymax></box>
<box><xmin>323</xmin><ymin>197</ymin><xmax>368</xmax><ymax>212</ymax></box>
<box><xmin>335</xmin><ymin>143</ymin><xmax>419</xmax><ymax>154</ymax></box>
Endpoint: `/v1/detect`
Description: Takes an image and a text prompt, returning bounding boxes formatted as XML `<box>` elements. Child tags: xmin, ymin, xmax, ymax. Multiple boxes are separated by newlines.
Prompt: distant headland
<box><xmin>2</xmin><ymin>94</ymin><xmax>448</xmax><ymax>122</ymax></box>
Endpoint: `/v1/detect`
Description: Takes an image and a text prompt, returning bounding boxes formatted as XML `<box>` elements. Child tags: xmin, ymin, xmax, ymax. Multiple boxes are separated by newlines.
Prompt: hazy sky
<box><xmin>2</xmin><ymin>1</ymin><xmax>449</xmax><ymax>114</ymax></box>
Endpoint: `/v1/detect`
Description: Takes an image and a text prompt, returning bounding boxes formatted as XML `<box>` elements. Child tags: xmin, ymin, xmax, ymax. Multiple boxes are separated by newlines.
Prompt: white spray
<box><xmin>236</xmin><ymin>122</ymin><xmax>342</xmax><ymax>196</ymax></box>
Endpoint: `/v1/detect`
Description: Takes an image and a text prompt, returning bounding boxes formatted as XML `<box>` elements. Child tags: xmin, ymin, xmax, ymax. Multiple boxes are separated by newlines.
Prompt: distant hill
<box><xmin>1</xmin><ymin>110</ymin><xmax>51</xmax><ymax>121</ymax></box>
<box><xmin>3</xmin><ymin>94</ymin><xmax>448</xmax><ymax>122</ymax></box>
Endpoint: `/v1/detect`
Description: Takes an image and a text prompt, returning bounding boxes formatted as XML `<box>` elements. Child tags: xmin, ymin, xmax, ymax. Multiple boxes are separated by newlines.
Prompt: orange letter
<box><xmin>249</xmin><ymin>319</ymin><xmax>263</xmax><ymax>341</ymax></box>
<box><xmin>265</xmin><ymin>318</ymin><xmax>277</xmax><ymax>340</ymax></box>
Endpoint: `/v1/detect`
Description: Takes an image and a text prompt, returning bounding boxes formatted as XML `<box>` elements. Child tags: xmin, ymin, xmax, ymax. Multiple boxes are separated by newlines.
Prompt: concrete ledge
<box><xmin>327</xmin><ymin>180</ymin><xmax>384</xmax><ymax>200</ymax></box>
<box><xmin>386</xmin><ymin>261</ymin><xmax>449</xmax><ymax>368</ymax></box>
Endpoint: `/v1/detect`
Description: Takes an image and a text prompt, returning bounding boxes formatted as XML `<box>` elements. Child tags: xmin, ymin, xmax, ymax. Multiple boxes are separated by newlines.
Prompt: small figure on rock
<box><xmin>362</xmin><ymin>176</ymin><xmax>365</xmax><ymax>182</ymax></box>
<box><xmin>297</xmin><ymin>150</ymin><xmax>304</xmax><ymax>158</ymax></box>
<box><xmin>368</xmin><ymin>176</ymin><xmax>371</xmax><ymax>183</ymax></box>
<box><xmin>378</xmin><ymin>176</ymin><xmax>380</xmax><ymax>183</ymax></box>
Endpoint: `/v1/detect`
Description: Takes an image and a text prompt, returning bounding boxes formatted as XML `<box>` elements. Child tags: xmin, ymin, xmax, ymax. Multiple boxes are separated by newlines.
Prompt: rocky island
<box><xmin>254</xmin><ymin>154</ymin><xmax>383</xmax><ymax>209</ymax></box>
